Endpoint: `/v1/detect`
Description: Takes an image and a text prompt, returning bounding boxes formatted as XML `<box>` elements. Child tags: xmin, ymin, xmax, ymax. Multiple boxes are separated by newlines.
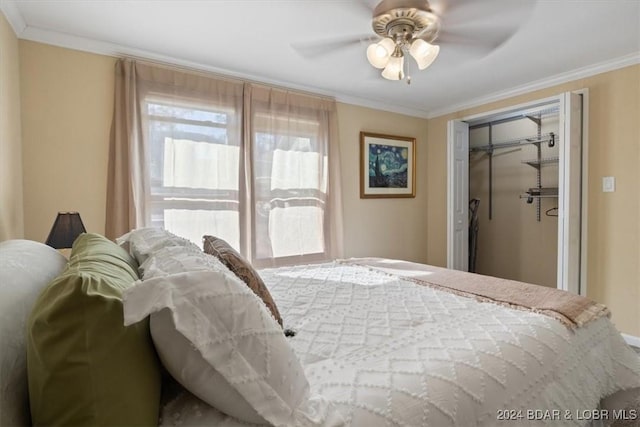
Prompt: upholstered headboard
<box><xmin>0</xmin><ymin>240</ymin><xmax>67</xmax><ymax>426</ymax></box>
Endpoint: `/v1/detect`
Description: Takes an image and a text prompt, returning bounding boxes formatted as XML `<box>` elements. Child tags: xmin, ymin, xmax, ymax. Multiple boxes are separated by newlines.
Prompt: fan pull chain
<box><xmin>404</xmin><ymin>54</ymin><xmax>411</xmax><ymax>85</ymax></box>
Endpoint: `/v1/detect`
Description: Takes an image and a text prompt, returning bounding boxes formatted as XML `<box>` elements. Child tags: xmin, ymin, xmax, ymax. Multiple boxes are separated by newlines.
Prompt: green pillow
<box><xmin>27</xmin><ymin>233</ymin><xmax>161</xmax><ymax>426</ymax></box>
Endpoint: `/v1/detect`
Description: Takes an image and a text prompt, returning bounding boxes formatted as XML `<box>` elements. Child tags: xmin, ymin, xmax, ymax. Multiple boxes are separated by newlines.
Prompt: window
<box><xmin>252</xmin><ymin>112</ymin><xmax>327</xmax><ymax>262</ymax></box>
<box><xmin>107</xmin><ymin>60</ymin><xmax>342</xmax><ymax>265</ymax></box>
<box><xmin>142</xmin><ymin>96</ymin><xmax>331</xmax><ymax>265</ymax></box>
<box><xmin>144</xmin><ymin>97</ymin><xmax>241</xmax><ymax>249</ymax></box>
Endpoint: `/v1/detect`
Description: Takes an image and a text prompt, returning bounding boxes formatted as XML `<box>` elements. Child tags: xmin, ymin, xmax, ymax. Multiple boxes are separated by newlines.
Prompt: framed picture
<box><xmin>360</xmin><ymin>132</ymin><xmax>416</xmax><ymax>198</ymax></box>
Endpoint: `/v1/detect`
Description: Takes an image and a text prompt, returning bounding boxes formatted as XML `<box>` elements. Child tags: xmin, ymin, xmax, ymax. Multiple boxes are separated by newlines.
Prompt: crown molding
<box><xmin>0</xmin><ymin>0</ymin><xmax>27</xmax><ymax>35</ymax></box>
<box><xmin>17</xmin><ymin>25</ymin><xmax>431</xmax><ymax>119</ymax></box>
<box><xmin>10</xmin><ymin>18</ymin><xmax>638</xmax><ymax>121</ymax></box>
<box><xmin>425</xmin><ymin>52</ymin><xmax>640</xmax><ymax>118</ymax></box>
<box><xmin>335</xmin><ymin>94</ymin><xmax>430</xmax><ymax>118</ymax></box>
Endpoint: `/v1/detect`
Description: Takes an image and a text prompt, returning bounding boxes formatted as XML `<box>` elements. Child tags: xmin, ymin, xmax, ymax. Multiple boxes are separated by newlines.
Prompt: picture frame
<box><xmin>360</xmin><ymin>131</ymin><xmax>416</xmax><ymax>198</ymax></box>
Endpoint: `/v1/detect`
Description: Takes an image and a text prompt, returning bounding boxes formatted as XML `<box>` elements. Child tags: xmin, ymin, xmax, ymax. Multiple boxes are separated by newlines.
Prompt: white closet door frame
<box><xmin>557</xmin><ymin>91</ymin><xmax>584</xmax><ymax>294</ymax></box>
<box><xmin>446</xmin><ymin>91</ymin><xmax>588</xmax><ymax>295</ymax></box>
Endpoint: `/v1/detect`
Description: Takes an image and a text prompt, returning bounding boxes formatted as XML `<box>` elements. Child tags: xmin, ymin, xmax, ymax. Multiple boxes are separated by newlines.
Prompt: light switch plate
<box><xmin>602</xmin><ymin>176</ymin><xmax>615</xmax><ymax>192</ymax></box>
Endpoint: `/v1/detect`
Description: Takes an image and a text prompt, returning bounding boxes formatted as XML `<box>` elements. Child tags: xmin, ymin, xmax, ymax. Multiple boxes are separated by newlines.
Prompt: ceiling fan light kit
<box><xmin>366</xmin><ymin>0</ymin><xmax>441</xmax><ymax>82</ymax></box>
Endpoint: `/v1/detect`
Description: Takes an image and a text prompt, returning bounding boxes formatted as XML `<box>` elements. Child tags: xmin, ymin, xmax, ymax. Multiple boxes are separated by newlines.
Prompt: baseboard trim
<box><xmin>622</xmin><ymin>333</ymin><xmax>640</xmax><ymax>348</ymax></box>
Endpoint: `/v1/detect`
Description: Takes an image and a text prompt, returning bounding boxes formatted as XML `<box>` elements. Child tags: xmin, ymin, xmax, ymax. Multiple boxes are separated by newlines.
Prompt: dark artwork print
<box><xmin>368</xmin><ymin>143</ymin><xmax>409</xmax><ymax>188</ymax></box>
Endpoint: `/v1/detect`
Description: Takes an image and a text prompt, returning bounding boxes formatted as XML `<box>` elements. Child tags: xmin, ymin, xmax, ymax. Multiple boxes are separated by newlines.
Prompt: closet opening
<box><xmin>468</xmin><ymin>104</ymin><xmax>560</xmax><ymax>288</ymax></box>
<box><xmin>447</xmin><ymin>92</ymin><xmax>587</xmax><ymax>295</ymax></box>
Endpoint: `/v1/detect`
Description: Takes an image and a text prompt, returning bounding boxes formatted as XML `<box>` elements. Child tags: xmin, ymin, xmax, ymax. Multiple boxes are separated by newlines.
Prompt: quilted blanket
<box><xmin>341</xmin><ymin>258</ymin><xmax>610</xmax><ymax>328</ymax></box>
<box><xmin>160</xmin><ymin>261</ymin><xmax>640</xmax><ymax>426</ymax></box>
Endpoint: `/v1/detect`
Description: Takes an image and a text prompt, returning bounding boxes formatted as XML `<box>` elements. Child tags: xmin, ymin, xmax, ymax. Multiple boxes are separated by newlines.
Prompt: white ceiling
<box><xmin>3</xmin><ymin>0</ymin><xmax>639</xmax><ymax>118</ymax></box>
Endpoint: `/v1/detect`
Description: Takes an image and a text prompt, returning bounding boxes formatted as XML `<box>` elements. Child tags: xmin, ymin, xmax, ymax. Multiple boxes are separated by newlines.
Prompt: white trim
<box><xmin>575</xmin><ymin>88</ymin><xmax>589</xmax><ymax>297</ymax></box>
<box><xmin>462</xmin><ymin>90</ymin><xmax>589</xmax><ymax>296</ymax></box>
<box><xmin>462</xmin><ymin>95</ymin><xmax>561</xmax><ymax>123</ymax></box>
<box><xmin>556</xmin><ymin>91</ymin><xmax>584</xmax><ymax>295</ymax></box>
<box><xmin>446</xmin><ymin>123</ymin><xmax>454</xmax><ymax>269</ymax></box>
<box><xmin>622</xmin><ymin>333</ymin><xmax>640</xmax><ymax>349</ymax></box>
<box><xmin>334</xmin><ymin>94</ymin><xmax>429</xmax><ymax>119</ymax></box>
<box><xmin>16</xmin><ymin>26</ymin><xmax>431</xmax><ymax>119</ymax></box>
<box><xmin>427</xmin><ymin>53</ymin><xmax>640</xmax><ymax>119</ymax></box>
<box><xmin>447</xmin><ymin>93</ymin><xmax>589</xmax><ymax>293</ymax></box>
<box><xmin>0</xmin><ymin>0</ymin><xmax>27</xmax><ymax>36</ymax></box>
<box><xmin>5</xmin><ymin>13</ymin><xmax>635</xmax><ymax>120</ymax></box>
<box><xmin>557</xmin><ymin>94</ymin><xmax>568</xmax><ymax>292</ymax></box>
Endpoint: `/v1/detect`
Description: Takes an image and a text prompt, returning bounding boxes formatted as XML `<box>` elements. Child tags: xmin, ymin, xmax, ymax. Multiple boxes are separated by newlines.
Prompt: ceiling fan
<box><xmin>366</xmin><ymin>0</ymin><xmax>443</xmax><ymax>82</ymax></box>
<box><xmin>292</xmin><ymin>0</ymin><xmax>535</xmax><ymax>84</ymax></box>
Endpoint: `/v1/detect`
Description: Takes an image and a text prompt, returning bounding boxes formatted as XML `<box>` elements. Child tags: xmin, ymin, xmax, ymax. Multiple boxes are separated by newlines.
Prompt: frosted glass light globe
<box><xmin>409</xmin><ymin>38</ymin><xmax>440</xmax><ymax>70</ymax></box>
<box><xmin>366</xmin><ymin>38</ymin><xmax>395</xmax><ymax>69</ymax></box>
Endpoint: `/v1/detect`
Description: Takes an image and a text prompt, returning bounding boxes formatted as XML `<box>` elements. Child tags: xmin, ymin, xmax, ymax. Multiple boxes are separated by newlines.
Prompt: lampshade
<box><xmin>409</xmin><ymin>39</ymin><xmax>440</xmax><ymax>70</ymax></box>
<box><xmin>45</xmin><ymin>212</ymin><xmax>87</xmax><ymax>249</ymax></box>
<box><xmin>381</xmin><ymin>52</ymin><xmax>405</xmax><ymax>81</ymax></box>
<box><xmin>366</xmin><ymin>37</ymin><xmax>395</xmax><ymax>69</ymax></box>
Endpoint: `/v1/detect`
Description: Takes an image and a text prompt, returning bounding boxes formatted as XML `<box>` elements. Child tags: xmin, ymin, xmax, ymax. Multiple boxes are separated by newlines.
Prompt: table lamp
<box><xmin>45</xmin><ymin>212</ymin><xmax>87</xmax><ymax>249</ymax></box>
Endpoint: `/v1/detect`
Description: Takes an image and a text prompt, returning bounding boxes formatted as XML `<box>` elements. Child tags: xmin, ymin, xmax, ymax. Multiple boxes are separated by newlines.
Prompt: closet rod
<box><xmin>521</xmin><ymin>194</ymin><xmax>557</xmax><ymax>208</ymax></box>
<box><xmin>469</xmin><ymin>132</ymin><xmax>555</xmax><ymax>153</ymax></box>
<box><xmin>468</xmin><ymin>106</ymin><xmax>559</xmax><ymax>130</ymax></box>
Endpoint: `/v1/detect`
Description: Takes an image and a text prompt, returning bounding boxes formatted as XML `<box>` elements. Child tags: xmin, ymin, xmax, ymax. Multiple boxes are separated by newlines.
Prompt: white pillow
<box><xmin>150</xmin><ymin>308</ymin><xmax>264</xmax><ymax>423</ymax></box>
<box><xmin>137</xmin><ymin>245</ymin><xmax>266</xmax><ymax>422</ymax></box>
<box><xmin>123</xmin><ymin>269</ymin><xmax>335</xmax><ymax>426</ymax></box>
<box><xmin>0</xmin><ymin>240</ymin><xmax>67</xmax><ymax>427</ymax></box>
<box><xmin>139</xmin><ymin>244</ymin><xmax>228</xmax><ymax>279</ymax></box>
<box><xmin>116</xmin><ymin>227</ymin><xmax>197</xmax><ymax>264</ymax></box>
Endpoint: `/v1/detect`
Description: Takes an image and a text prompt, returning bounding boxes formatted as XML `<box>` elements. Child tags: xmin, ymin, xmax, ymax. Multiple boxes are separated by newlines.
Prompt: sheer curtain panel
<box><xmin>106</xmin><ymin>59</ymin><xmax>245</xmax><ymax>248</ymax></box>
<box><xmin>106</xmin><ymin>59</ymin><xmax>143</xmax><ymax>238</ymax></box>
<box><xmin>106</xmin><ymin>60</ymin><xmax>343</xmax><ymax>266</ymax></box>
<box><xmin>245</xmin><ymin>84</ymin><xmax>343</xmax><ymax>267</ymax></box>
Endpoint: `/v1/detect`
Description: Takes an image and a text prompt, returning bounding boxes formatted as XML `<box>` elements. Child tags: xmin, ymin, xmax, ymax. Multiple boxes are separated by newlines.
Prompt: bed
<box><xmin>1</xmin><ymin>231</ymin><xmax>639</xmax><ymax>427</ymax></box>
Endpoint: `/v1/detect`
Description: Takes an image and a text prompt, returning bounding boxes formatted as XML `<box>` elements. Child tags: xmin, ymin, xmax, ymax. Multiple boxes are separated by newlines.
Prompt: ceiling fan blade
<box><xmin>435</xmin><ymin>0</ymin><xmax>536</xmax><ymax>29</ymax></box>
<box><xmin>432</xmin><ymin>0</ymin><xmax>536</xmax><ymax>58</ymax></box>
<box><xmin>355</xmin><ymin>0</ymin><xmax>376</xmax><ymax>15</ymax></box>
<box><xmin>436</xmin><ymin>25</ymin><xmax>516</xmax><ymax>52</ymax></box>
<box><xmin>291</xmin><ymin>35</ymin><xmax>378</xmax><ymax>59</ymax></box>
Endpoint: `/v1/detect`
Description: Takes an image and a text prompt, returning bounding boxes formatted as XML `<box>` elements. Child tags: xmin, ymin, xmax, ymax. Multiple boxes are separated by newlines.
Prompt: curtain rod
<box><xmin>121</xmin><ymin>54</ymin><xmax>336</xmax><ymax>102</ymax></box>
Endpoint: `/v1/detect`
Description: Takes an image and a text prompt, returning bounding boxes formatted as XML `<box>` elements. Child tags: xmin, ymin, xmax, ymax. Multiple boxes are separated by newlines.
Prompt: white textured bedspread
<box><xmin>160</xmin><ymin>261</ymin><xmax>640</xmax><ymax>426</ymax></box>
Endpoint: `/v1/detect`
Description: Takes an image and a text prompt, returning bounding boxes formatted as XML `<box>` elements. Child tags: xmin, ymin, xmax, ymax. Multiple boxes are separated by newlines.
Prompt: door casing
<box><xmin>446</xmin><ymin>90</ymin><xmax>589</xmax><ymax>295</ymax></box>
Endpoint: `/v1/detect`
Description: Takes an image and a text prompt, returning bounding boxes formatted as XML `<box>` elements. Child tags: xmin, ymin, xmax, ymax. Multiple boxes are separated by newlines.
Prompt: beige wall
<box><xmin>337</xmin><ymin>103</ymin><xmax>429</xmax><ymax>263</ymax></box>
<box><xmin>0</xmin><ymin>13</ymin><xmax>24</xmax><ymax>240</ymax></box>
<box><xmin>19</xmin><ymin>41</ymin><xmax>116</xmax><ymax>242</ymax></box>
<box><xmin>426</xmin><ymin>65</ymin><xmax>640</xmax><ymax>336</ymax></box>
